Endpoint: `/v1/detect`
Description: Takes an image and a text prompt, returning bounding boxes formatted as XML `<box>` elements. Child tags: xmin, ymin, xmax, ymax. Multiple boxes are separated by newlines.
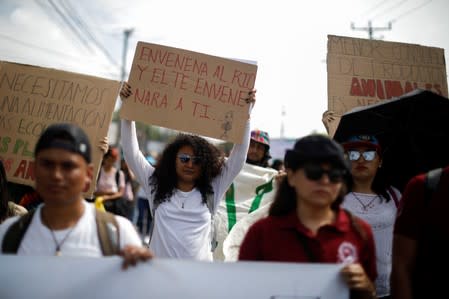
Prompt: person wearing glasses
<box><xmin>341</xmin><ymin>135</ymin><xmax>401</xmax><ymax>299</ymax></box>
<box><xmin>239</xmin><ymin>134</ymin><xmax>377</xmax><ymax>299</ymax></box>
<box><xmin>119</xmin><ymin>82</ymin><xmax>254</xmax><ymax>261</ymax></box>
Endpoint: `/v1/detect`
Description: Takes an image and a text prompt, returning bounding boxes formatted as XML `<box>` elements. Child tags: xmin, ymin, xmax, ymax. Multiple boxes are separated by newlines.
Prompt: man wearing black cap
<box><xmin>0</xmin><ymin>123</ymin><xmax>152</xmax><ymax>268</ymax></box>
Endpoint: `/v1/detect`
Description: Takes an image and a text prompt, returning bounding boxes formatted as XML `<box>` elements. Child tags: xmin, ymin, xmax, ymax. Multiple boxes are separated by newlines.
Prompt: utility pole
<box><xmin>351</xmin><ymin>20</ymin><xmax>392</xmax><ymax>40</ymax></box>
<box><xmin>115</xmin><ymin>28</ymin><xmax>134</xmax><ymax>147</ymax></box>
<box><xmin>121</xmin><ymin>28</ymin><xmax>134</xmax><ymax>81</ymax></box>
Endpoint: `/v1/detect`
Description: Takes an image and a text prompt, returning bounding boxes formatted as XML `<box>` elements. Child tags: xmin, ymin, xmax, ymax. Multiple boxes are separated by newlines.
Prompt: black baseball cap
<box><xmin>34</xmin><ymin>123</ymin><xmax>92</xmax><ymax>163</ymax></box>
<box><xmin>284</xmin><ymin>134</ymin><xmax>349</xmax><ymax>172</ymax></box>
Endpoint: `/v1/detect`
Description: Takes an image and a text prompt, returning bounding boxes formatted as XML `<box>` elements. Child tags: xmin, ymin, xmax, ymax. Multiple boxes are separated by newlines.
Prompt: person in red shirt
<box><xmin>239</xmin><ymin>134</ymin><xmax>377</xmax><ymax>299</ymax></box>
<box><xmin>391</xmin><ymin>165</ymin><xmax>449</xmax><ymax>299</ymax></box>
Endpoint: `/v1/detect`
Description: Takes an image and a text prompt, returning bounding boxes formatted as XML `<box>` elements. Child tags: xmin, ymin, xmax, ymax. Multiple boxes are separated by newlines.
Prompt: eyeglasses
<box><xmin>303</xmin><ymin>164</ymin><xmax>345</xmax><ymax>183</ymax></box>
<box><xmin>177</xmin><ymin>154</ymin><xmax>201</xmax><ymax>165</ymax></box>
<box><xmin>347</xmin><ymin>150</ymin><xmax>376</xmax><ymax>161</ymax></box>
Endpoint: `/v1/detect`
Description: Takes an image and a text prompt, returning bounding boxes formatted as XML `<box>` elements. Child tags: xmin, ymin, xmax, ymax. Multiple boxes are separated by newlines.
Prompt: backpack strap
<box><xmin>425</xmin><ymin>168</ymin><xmax>442</xmax><ymax>195</ymax></box>
<box><xmin>2</xmin><ymin>210</ymin><xmax>36</xmax><ymax>253</ymax></box>
<box><xmin>115</xmin><ymin>169</ymin><xmax>120</xmax><ymax>185</ymax></box>
<box><xmin>387</xmin><ymin>186</ymin><xmax>400</xmax><ymax>208</ymax></box>
<box><xmin>95</xmin><ymin>210</ymin><xmax>120</xmax><ymax>256</ymax></box>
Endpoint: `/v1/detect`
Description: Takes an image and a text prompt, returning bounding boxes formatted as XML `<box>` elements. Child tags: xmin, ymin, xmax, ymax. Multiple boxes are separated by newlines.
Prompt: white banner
<box><xmin>0</xmin><ymin>256</ymin><xmax>349</xmax><ymax>299</ymax></box>
<box><xmin>213</xmin><ymin>163</ymin><xmax>278</xmax><ymax>260</ymax></box>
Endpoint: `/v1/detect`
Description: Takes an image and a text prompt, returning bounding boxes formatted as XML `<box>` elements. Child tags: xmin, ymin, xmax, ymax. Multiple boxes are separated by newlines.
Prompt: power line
<box><xmin>59</xmin><ymin>0</ymin><xmax>120</xmax><ymax>68</ymax></box>
<box><xmin>0</xmin><ymin>33</ymin><xmax>87</xmax><ymax>61</ymax></box>
<box><xmin>34</xmin><ymin>0</ymin><xmax>88</xmax><ymax>51</ymax></box>
<box><xmin>370</xmin><ymin>0</ymin><xmax>409</xmax><ymax>20</ymax></box>
<box><xmin>390</xmin><ymin>0</ymin><xmax>433</xmax><ymax>23</ymax></box>
<box><xmin>0</xmin><ymin>33</ymin><xmax>120</xmax><ymax>74</ymax></box>
<box><xmin>47</xmin><ymin>0</ymin><xmax>95</xmax><ymax>53</ymax></box>
<box><xmin>360</xmin><ymin>0</ymin><xmax>391</xmax><ymax>17</ymax></box>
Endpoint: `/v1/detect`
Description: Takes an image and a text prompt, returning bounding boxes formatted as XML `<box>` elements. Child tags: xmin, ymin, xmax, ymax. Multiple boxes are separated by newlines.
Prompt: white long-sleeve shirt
<box><xmin>121</xmin><ymin>120</ymin><xmax>250</xmax><ymax>260</ymax></box>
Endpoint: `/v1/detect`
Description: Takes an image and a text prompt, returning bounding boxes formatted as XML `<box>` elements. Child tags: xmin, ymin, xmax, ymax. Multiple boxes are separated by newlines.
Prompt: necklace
<box><xmin>351</xmin><ymin>192</ymin><xmax>379</xmax><ymax>211</ymax></box>
<box><xmin>49</xmin><ymin>225</ymin><xmax>77</xmax><ymax>256</ymax></box>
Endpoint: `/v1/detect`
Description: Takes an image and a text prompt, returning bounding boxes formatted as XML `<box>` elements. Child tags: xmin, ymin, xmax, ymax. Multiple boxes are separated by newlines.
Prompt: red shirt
<box><xmin>239</xmin><ymin>208</ymin><xmax>377</xmax><ymax>282</ymax></box>
<box><xmin>394</xmin><ymin>165</ymin><xmax>449</xmax><ymax>298</ymax></box>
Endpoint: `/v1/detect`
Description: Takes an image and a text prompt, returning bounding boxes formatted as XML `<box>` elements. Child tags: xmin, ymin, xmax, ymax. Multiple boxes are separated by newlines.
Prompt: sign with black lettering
<box><xmin>0</xmin><ymin>61</ymin><xmax>121</xmax><ymax>192</ymax></box>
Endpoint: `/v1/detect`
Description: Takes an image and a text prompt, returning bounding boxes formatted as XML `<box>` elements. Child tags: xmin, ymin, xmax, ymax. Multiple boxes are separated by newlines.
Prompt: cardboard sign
<box><xmin>120</xmin><ymin>42</ymin><xmax>258</xmax><ymax>144</ymax></box>
<box><xmin>327</xmin><ymin>35</ymin><xmax>448</xmax><ymax>136</ymax></box>
<box><xmin>0</xmin><ymin>61</ymin><xmax>121</xmax><ymax>195</ymax></box>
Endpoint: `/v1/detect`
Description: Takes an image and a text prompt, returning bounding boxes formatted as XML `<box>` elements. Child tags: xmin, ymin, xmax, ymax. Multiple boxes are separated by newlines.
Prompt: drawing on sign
<box><xmin>220</xmin><ymin>111</ymin><xmax>234</xmax><ymax>139</ymax></box>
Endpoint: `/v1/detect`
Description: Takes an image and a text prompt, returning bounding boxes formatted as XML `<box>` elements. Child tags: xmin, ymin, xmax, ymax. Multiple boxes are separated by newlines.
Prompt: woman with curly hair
<box><xmin>119</xmin><ymin>82</ymin><xmax>255</xmax><ymax>260</ymax></box>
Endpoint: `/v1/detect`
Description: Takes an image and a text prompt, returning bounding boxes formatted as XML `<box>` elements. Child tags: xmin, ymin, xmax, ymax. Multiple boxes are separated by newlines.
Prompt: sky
<box><xmin>1</xmin><ymin>0</ymin><xmax>448</xmax><ymax>140</ymax></box>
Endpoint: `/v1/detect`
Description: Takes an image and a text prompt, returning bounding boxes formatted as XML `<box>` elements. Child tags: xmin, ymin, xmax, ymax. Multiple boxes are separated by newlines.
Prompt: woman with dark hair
<box><xmin>0</xmin><ymin>161</ymin><xmax>27</xmax><ymax>224</ymax></box>
<box><xmin>94</xmin><ymin>146</ymin><xmax>126</xmax><ymax>216</ymax></box>
<box><xmin>239</xmin><ymin>134</ymin><xmax>377</xmax><ymax>299</ymax></box>
<box><xmin>119</xmin><ymin>82</ymin><xmax>255</xmax><ymax>260</ymax></box>
<box><xmin>341</xmin><ymin>135</ymin><xmax>401</xmax><ymax>299</ymax></box>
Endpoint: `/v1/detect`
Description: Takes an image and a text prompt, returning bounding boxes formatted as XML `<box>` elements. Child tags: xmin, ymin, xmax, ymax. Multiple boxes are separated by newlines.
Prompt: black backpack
<box><xmin>2</xmin><ymin>209</ymin><xmax>120</xmax><ymax>256</ymax></box>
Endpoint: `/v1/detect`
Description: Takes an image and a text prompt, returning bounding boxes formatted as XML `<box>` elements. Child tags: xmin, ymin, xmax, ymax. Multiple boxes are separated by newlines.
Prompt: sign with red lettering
<box><xmin>120</xmin><ymin>42</ymin><xmax>258</xmax><ymax>143</ymax></box>
<box><xmin>0</xmin><ymin>61</ymin><xmax>121</xmax><ymax>194</ymax></box>
<box><xmin>327</xmin><ymin>35</ymin><xmax>448</xmax><ymax>136</ymax></box>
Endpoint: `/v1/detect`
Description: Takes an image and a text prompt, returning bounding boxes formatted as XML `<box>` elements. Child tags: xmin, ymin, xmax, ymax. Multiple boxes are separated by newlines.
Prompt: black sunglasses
<box><xmin>177</xmin><ymin>154</ymin><xmax>201</xmax><ymax>165</ymax></box>
<box><xmin>303</xmin><ymin>164</ymin><xmax>345</xmax><ymax>183</ymax></box>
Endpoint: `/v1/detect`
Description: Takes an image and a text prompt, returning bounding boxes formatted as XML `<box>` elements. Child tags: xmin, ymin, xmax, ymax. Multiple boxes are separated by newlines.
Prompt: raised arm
<box><xmin>119</xmin><ymin>82</ymin><xmax>154</xmax><ymax>187</ymax></box>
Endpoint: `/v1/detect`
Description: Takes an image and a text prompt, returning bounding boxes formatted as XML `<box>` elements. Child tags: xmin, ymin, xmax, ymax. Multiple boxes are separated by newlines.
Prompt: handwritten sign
<box><xmin>0</xmin><ymin>61</ymin><xmax>121</xmax><ymax>195</ymax></box>
<box><xmin>120</xmin><ymin>42</ymin><xmax>258</xmax><ymax>144</ymax></box>
<box><xmin>327</xmin><ymin>35</ymin><xmax>448</xmax><ymax>136</ymax></box>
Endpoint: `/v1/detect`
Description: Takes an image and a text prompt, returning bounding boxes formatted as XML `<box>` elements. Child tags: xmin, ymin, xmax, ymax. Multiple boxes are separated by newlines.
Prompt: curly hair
<box><xmin>149</xmin><ymin>134</ymin><xmax>225</xmax><ymax>206</ymax></box>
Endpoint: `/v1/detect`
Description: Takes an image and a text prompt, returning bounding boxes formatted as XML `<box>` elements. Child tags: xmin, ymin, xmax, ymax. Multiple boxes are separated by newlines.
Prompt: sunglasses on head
<box><xmin>177</xmin><ymin>153</ymin><xmax>201</xmax><ymax>165</ymax></box>
<box><xmin>347</xmin><ymin>150</ymin><xmax>376</xmax><ymax>161</ymax></box>
<box><xmin>303</xmin><ymin>164</ymin><xmax>345</xmax><ymax>183</ymax></box>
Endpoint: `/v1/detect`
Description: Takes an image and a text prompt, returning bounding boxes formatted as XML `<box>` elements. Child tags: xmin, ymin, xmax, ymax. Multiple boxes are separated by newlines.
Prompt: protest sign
<box><xmin>120</xmin><ymin>42</ymin><xmax>258</xmax><ymax>143</ymax></box>
<box><xmin>0</xmin><ymin>61</ymin><xmax>121</xmax><ymax>195</ymax></box>
<box><xmin>0</xmin><ymin>255</ymin><xmax>348</xmax><ymax>299</ymax></box>
<box><xmin>327</xmin><ymin>35</ymin><xmax>448</xmax><ymax>136</ymax></box>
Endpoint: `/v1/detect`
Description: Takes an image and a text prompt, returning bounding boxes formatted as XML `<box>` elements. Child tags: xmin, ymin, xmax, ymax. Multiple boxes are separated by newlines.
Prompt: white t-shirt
<box><xmin>121</xmin><ymin>119</ymin><xmax>250</xmax><ymax>261</ymax></box>
<box><xmin>0</xmin><ymin>201</ymin><xmax>142</xmax><ymax>257</ymax></box>
<box><xmin>342</xmin><ymin>187</ymin><xmax>401</xmax><ymax>297</ymax></box>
